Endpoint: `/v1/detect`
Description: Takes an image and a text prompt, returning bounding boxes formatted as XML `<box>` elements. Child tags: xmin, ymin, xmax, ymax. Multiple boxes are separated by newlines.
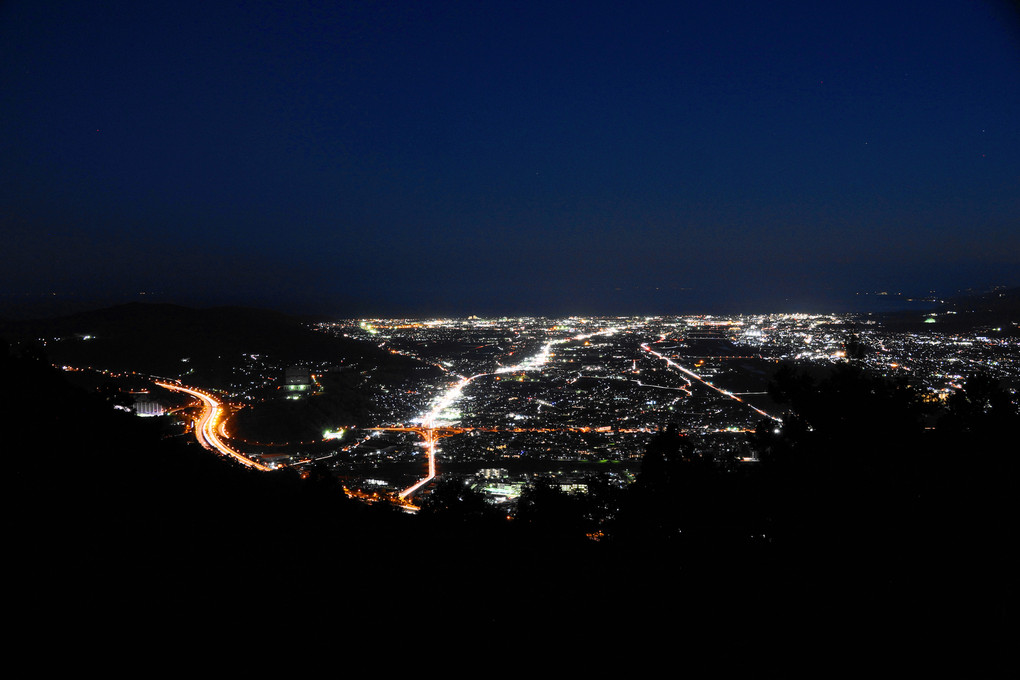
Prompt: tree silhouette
<box><xmin>843</xmin><ymin>332</ymin><xmax>873</xmax><ymax>362</ymax></box>
<box><xmin>515</xmin><ymin>478</ymin><xmax>591</xmax><ymax>540</ymax></box>
<box><xmin>749</xmin><ymin>361</ymin><xmax>934</xmax><ymax>558</ymax></box>
<box><xmin>418</xmin><ymin>477</ymin><xmax>498</xmax><ymax>524</ymax></box>
<box><xmin>611</xmin><ymin>422</ymin><xmax>763</xmax><ymax>553</ymax></box>
<box><xmin>940</xmin><ymin>372</ymin><xmax>1017</xmax><ymax>435</ymax></box>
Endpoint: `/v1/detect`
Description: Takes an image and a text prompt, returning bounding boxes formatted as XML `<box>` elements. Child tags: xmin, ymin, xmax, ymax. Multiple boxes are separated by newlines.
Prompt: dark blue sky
<box><xmin>3</xmin><ymin>1</ymin><xmax>1019</xmax><ymax>316</ymax></box>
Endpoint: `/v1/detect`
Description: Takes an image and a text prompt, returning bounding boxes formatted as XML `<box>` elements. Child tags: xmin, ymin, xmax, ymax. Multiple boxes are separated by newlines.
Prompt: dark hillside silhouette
<box><xmin>4</xmin><ymin>337</ymin><xmax>1013</xmax><ymax>661</ymax></box>
<box><xmin>0</xmin><ymin>303</ymin><xmax>422</xmax><ymax>385</ymax></box>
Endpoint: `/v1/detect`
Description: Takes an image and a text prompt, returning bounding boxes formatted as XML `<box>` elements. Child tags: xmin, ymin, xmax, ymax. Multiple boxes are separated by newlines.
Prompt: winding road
<box><xmin>156</xmin><ymin>381</ymin><xmax>271</xmax><ymax>471</ymax></box>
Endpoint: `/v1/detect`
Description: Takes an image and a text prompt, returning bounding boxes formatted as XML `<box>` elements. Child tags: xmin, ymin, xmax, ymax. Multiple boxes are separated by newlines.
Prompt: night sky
<box><xmin>3</xmin><ymin>1</ymin><xmax>1019</xmax><ymax>317</ymax></box>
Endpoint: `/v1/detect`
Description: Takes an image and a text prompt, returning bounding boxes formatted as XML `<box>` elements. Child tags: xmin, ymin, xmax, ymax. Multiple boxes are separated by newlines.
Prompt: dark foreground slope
<box><xmin>0</xmin><ymin>302</ymin><xmax>417</xmax><ymax>384</ymax></box>
<box><xmin>4</xmin><ymin>342</ymin><xmax>1013</xmax><ymax>669</ymax></box>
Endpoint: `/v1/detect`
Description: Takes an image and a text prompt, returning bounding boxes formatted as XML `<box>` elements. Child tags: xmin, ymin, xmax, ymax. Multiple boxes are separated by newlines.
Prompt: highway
<box><xmin>156</xmin><ymin>381</ymin><xmax>272</xmax><ymax>471</ymax></box>
<box><xmin>396</xmin><ymin>328</ymin><xmax>618</xmax><ymax>498</ymax></box>
<box><xmin>396</xmin><ymin>424</ymin><xmax>439</xmax><ymax>499</ymax></box>
<box><xmin>640</xmin><ymin>343</ymin><xmax>780</xmax><ymax>422</ymax></box>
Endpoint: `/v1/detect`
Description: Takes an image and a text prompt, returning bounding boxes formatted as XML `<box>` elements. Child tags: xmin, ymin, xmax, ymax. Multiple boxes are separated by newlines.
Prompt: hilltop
<box><xmin>0</xmin><ymin>302</ymin><xmax>416</xmax><ymax>385</ymax></box>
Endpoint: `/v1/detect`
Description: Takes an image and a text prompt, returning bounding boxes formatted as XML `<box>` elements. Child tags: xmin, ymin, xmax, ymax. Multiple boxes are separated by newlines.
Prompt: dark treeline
<box><xmin>5</xmin><ymin>339</ymin><xmax>1014</xmax><ymax>663</ymax></box>
<box><xmin>402</xmin><ymin>357</ymin><xmax>1016</xmax><ymax>659</ymax></box>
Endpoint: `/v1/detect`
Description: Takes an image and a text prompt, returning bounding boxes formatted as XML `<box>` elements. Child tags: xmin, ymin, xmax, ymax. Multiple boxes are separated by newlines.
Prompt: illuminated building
<box><xmin>283</xmin><ymin>366</ymin><xmax>311</xmax><ymax>399</ymax></box>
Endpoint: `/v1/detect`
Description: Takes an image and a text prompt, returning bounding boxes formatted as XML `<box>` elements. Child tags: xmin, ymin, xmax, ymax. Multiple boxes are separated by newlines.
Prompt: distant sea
<box><xmin>0</xmin><ymin>289</ymin><xmax>947</xmax><ymax>320</ymax></box>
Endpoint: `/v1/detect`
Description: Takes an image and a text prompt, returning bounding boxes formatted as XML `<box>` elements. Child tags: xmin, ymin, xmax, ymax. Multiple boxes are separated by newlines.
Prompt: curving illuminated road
<box><xmin>156</xmin><ymin>381</ymin><xmax>271</xmax><ymax>471</ymax></box>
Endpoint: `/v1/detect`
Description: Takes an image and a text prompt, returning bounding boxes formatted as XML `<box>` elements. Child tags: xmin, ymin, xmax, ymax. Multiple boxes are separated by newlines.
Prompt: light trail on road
<box><xmin>156</xmin><ymin>381</ymin><xmax>271</xmax><ymax>471</ymax></box>
<box><xmin>640</xmin><ymin>343</ymin><xmax>780</xmax><ymax>422</ymax></box>
<box><xmin>397</xmin><ymin>425</ymin><xmax>438</xmax><ymax>499</ymax></box>
<box><xmin>397</xmin><ymin>328</ymin><xmax>618</xmax><ymax>498</ymax></box>
<box><xmin>371</xmin><ymin>425</ymin><xmax>650</xmax><ymax>436</ymax></box>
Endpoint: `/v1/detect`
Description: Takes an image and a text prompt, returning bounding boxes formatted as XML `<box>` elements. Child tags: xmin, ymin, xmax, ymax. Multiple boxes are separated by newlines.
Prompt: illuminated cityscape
<box><xmin>5</xmin><ymin>299</ymin><xmax>1016</xmax><ymax>658</ymax></box>
<box><xmin>3</xmin><ymin>0</ymin><xmax>1017</xmax><ymax>660</ymax></box>
<box><xmin>46</xmin><ymin>310</ymin><xmax>1016</xmax><ymax>513</ymax></box>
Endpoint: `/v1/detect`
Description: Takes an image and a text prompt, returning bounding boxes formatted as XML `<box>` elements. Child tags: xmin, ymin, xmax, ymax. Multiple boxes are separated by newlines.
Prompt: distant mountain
<box><xmin>0</xmin><ymin>293</ymin><xmax>131</xmax><ymax>320</ymax></box>
<box><xmin>0</xmin><ymin>302</ymin><xmax>414</xmax><ymax>384</ymax></box>
<box><xmin>877</xmin><ymin>286</ymin><xmax>1020</xmax><ymax>333</ymax></box>
<box><xmin>943</xmin><ymin>286</ymin><xmax>1020</xmax><ymax>315</ymax></box>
